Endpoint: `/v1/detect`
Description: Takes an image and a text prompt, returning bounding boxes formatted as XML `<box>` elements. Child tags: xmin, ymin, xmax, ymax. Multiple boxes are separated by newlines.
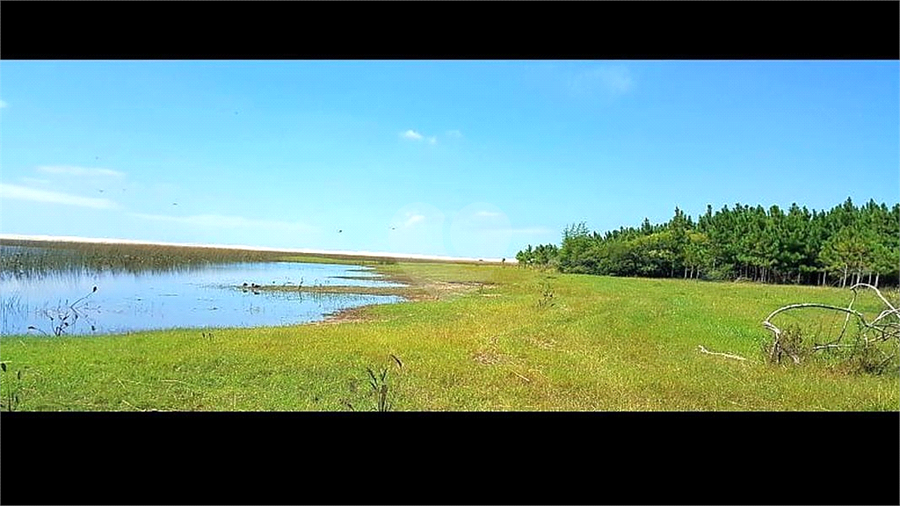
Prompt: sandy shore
<box><xmin>0</xmin><ymin>233</ymin><xmax>516</xmax><ymax>264</ymax></box>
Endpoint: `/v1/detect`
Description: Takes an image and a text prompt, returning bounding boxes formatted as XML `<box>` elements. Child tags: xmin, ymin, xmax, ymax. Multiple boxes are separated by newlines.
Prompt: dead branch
<box><xmin>763</xmin><ymin>303</ymin><xmax>870</xmax><ymax>325</ymax></box>
<box><xmin>762</xmin><ymin>287</ymin><xmax>899</xmax><ymax>368</ymax></box>
<box><xmin>836</xmin><ymin>288</ymin><xmax>860</xmax><ymax>343</ymax></box>
<box><xmin>849</xmin><ymin>283</ymin><xmax>899</xmax><ymax>315</ymax></box>
<box><xmin>812</xmin><ymin>343</ymin><xmax>856</xmax><ymax>351</ymax></box>
<box><xmin>698</xmin><ymin>345</ymin><xmax>748</xmax><ymax>361</ymax></box>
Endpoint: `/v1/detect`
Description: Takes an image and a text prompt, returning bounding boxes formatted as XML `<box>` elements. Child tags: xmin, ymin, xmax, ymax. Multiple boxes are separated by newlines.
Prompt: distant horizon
<box><xmin>0</xmin><ymin>233</ymin><xmax>514</xmax><ymax>264</ymax></box>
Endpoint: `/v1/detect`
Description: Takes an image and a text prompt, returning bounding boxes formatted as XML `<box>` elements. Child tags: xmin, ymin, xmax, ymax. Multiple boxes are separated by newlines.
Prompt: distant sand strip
<box><xmin>0</xmin><ymin>233</ymin><xmax>516</xmax><ymax>264</ymax></box>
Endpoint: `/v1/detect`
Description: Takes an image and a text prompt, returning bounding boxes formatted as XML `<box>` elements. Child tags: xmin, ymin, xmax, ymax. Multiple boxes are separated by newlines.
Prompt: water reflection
<box><xmin>0</xmin><ymin>257</ymin><xmax>404</xmax><ymax>336</ymax></box>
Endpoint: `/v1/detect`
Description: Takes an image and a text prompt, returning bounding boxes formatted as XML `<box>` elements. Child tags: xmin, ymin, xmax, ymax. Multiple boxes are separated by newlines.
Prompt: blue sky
<box><xmin>1</xmin><ymin>61</ymin><xmax>897</xmax><ymax>258</ymax></box>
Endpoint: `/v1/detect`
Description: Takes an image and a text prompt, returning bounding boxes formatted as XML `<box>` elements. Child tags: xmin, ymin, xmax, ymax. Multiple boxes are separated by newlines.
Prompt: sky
<box><xmin>0</xmin><ymin>61</ymin><xmax>898</xmax><ymax>259</ymax></box>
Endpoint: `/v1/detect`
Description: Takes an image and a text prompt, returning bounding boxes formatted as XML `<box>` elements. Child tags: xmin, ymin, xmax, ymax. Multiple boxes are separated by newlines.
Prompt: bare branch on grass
<box><xmin>698</xmin><ymin>345</ymin><xmax>748</xmax><ymax>361</ymax></box>
<box><xmin>761</xmin><ymin>284</ymin><xmax>899</xmax><ymax>371</ymax></box>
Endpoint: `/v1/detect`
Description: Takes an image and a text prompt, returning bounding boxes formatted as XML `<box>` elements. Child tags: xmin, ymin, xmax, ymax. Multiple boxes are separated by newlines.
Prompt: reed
<box><xmin>0</xmin><ymin>239</ymin><xmax>346</xmax><ymax>278</ymax></box>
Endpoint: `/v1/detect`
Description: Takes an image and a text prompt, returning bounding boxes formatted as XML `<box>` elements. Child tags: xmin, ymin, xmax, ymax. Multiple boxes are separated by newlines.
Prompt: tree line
<box><xmin>516</xmin><ymin>198</ymin><xmax>899</xmax><ymax>287</ymax></box>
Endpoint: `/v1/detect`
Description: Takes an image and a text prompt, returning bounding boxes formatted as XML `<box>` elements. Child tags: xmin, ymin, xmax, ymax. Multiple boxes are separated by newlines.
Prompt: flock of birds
<box><xmin>93</xmin><ymin>152</ymin><xmax>405</xmax><ymax>233</ymax></box>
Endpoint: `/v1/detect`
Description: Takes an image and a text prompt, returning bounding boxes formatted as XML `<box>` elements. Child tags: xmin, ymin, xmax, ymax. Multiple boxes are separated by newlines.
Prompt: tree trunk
<box><xmin>841</xmin><ymin>265</ymin><xmax>848</xmax><ymax>288</ymax></box>
<box><xmin>874</xmin><ymin>273</ymin><xmax>879</xmax><ymax>288</ymax></box>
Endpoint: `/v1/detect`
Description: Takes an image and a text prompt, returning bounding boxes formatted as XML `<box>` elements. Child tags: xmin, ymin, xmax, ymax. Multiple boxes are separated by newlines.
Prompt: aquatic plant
<box><xmin>0</xmin><ymin>239</ymin><xmax>291</xmax><ymax>279</ymax></box>
<box><xmin>28</xmin><ymin>286</ymin><xmax>99</xmax><ymax>336</ymax></box>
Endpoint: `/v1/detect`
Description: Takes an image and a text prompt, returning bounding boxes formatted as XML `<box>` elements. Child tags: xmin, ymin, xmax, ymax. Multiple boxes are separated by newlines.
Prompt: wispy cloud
<box><xmin>403</xmin><ymin>214</ymin><xmax>425</xmax><ymax>227</ymax></box>
<box><xmin>428</xmin><ymin>136</ymin><xmax>437</xmax><ymax>145</ymax></box>
<box><xmin>0</xmin><ymin>100</ymin><xmax>7</xmax><ymax>109</ymax></box>
<box><xmin>37</xmin><ymin>166</ymin><xmax>125</xmax><ymax>178</ymax></box>
<box><xmin>474</xmin><ymin>210</ymin><xmax>502</xmax><ymax>218</ymax></box>
<box><xmin>20</xmin><ymin>177</ymin><xmax>51</xmax><ymax>185</ymax></box>
<box><xmin>130</xmin><ymin>213</ymin><xmax>316</xmax><ymax>233</ymax></box>
<box><xmin>446</xmin><ymin>130</ymin><xmax>462</xmax><ymax>138</ymax></box>
<box><xmin>570</xmin><ymin>66</ymin><xmax>633</xmax><ymax>96</ymax></box>
<box><xmin>401</xmin><ymin>130</ymin><xmax>424</xmax><ymax>141</ymax></box>
<box><xmin>0</xmin><ymin>183</ymin><xmax>118</xmax><ymax>209</ymax></box>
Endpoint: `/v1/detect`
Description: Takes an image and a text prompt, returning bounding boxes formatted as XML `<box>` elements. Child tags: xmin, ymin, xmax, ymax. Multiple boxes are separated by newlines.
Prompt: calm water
<box><xmin>0</xmin><ymin>261</ymin><xmax>404</xmax><ymax>336</ymax></box>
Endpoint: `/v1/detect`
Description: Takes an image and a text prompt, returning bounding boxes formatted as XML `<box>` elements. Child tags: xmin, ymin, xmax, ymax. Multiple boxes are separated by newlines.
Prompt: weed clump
<box><xmin>341</xmin><ymin>354</ymin><xmax>404</xmax><ymax>411</ymax></box>
<box><xmin>840</xmin><ymin>341</ymin><xmax>898</xmax><ymax>376</ymax></box>
<box><xmin>764</xmin><ymin>324</ymin><xmax>810</xmax><ymax>365</ymax></box>
<box><xmin>536</xmin><ymin>282</ymin><xmax>555</xmax><ymax>309</ymax></box>
<box><xmin>0</xmin><ymin>362</ymin><xmax>24</xmax><ymax>411</ymax></box>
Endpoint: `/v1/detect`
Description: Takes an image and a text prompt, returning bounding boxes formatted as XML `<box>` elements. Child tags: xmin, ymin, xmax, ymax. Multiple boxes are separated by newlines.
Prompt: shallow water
<box><xmin>0</xmin><ymin>261</ymin><xmax>404</xmax><ymax>336</ymax></box>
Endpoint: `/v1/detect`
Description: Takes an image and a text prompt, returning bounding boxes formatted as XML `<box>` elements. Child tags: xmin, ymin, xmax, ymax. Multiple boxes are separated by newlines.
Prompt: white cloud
<box><xmin>130</xmin><ymin>213</ymin><xmax>316</xmax><ymax>233</ymax></box>
<box><xmin>0</xmin><ymin>183</ymin><xmax>118</xmax><ymax>209</ymax></box>
<box><xmin>428</xmin><ymin>136</ymin><xmax>437</xmax><ymax>145</ymax></box>
<box><xmin>37</xmin><ymin>166</ymin><xmax>125</xmax><ymax>178</ymax></box>
<box><xmin>401</xmin><ymin>130</ymin><xmax>423</xmax><ymax>141</ymax></box>
<box><xmin>403</xmin><ymin>214</ymin><xmax>425</xmax><ymax>227</ymax></box>
<box><xmin>474</xmin><ymin>210</ymin><xmax>502</xmax><ymax>218</ymax></box>
<box><xmin>446</xmin><ymin>130</ymin><xmax>462</xmax><ymax>138</ymax></box>
<box><xmin>0</xmin><ymin>100</ymin><xmax>7</xmax><ymax>109</ymax></box>
<box><xmin>570</xmin><ymin>66</ymin><xmax>633</xmax><ymax>96</ymax></box>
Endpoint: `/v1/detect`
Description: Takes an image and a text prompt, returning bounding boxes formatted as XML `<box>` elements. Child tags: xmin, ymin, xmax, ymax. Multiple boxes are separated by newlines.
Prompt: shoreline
<box><xmin>0</xmin><ymin>233</ymin><xmax>516</xmax><ymax>264</ymax></box>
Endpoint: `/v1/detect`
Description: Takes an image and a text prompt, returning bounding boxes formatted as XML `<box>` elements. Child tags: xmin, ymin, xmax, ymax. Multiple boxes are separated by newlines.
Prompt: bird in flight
<box><xmin>338</xmin><ymin>229</ymin><xmax>343</xmax><ymax>233</ymax></box>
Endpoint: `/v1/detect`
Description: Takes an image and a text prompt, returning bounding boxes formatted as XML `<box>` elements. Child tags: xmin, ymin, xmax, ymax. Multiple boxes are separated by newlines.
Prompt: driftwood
<box><xmin>762</xmin><ymin>283</ymin><xmax>899</xmax><ymax>366</ymax></box>
<box><xmin>698</xmin><ymin>345</ymin><xmax>748</xmax><ymax>361</ymax></box>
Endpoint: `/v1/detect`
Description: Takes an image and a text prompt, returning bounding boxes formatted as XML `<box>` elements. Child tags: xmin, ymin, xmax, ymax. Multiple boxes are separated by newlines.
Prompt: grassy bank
<box><xmin>1</xmin><ymin>261</ymin><xmax>897</xmax><ymax>411</ymax></box>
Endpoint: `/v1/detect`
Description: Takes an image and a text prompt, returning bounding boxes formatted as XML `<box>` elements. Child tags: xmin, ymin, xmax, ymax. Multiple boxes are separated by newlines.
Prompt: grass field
<box><xmin>1</xmin><ymin>260</ymin><xmax>897</xmax><ymax>411</ymax></box>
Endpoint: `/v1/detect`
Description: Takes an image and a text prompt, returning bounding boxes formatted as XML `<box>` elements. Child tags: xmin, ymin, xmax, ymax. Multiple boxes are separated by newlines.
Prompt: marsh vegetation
<box><xmin>1</xmin><ymin>241</ymin><xmax>406</xmax><ymax>335</ymax></box>
<box><xmin>1</xmin><ymin>253</ymin><xmax>897</xmax><ymax>411</ymax></box>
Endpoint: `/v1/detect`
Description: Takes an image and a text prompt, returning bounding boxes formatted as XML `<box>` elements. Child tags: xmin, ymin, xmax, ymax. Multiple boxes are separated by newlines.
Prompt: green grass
<box><xmin>1</xmin><ymin>262</ymin><xmax>897</xmax><ymax>411</ymax></box>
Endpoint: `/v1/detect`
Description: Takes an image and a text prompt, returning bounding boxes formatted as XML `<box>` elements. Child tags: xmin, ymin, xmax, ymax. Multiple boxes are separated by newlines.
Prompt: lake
<box><xmin>0</xmin><ymin>260</ymin><xmax>405</xmax><ymax>336</ymax></box>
